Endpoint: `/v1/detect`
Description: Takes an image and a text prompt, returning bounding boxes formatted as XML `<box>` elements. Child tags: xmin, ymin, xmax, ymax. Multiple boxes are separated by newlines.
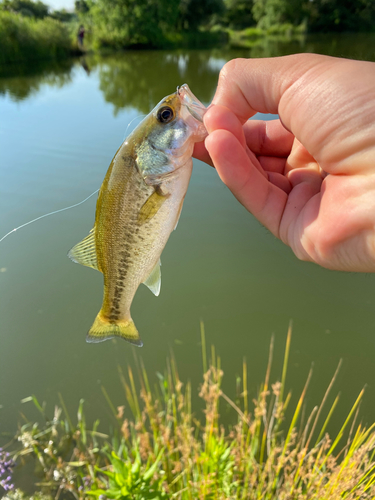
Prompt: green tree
<box><xmin>80</xmin><ymin>0</ymin><xmax>226</xmax><ymax>48</ymax></box>
<box><xmin>50</xmin><ymin>8</ymin><xmax>75</xmax><ymax>21</ymax></box>
<box><xmin>75</xmin><ymin>0</ymin><xmax>89</xmax><ymax>13</ymax></box>
<box><xmin>178</xmin><ymin>0</ymin><xmax>225</xmax><ymax>30</ymax></box>
<box><xmin>307</xmin><ymin>0</ymin><xmax>375</xmax><ymax>32</ymax></box>
<box><xmin>252</xmin><ymin>0</ymin><xmax>288</xmax><ymax>29</ymax></box>
<box><xmin>222</xmin><ymin>0</ymin><xmax>255</xmax><ymax>29</ymax></box>
<box><xmin>0</xmin><ymin>0</ymin><xmax>49</xmax><ymax>18</ymax></box>
<box><xmin>88</xmin><ymin>0</ymin><xmax>181</xmax><ymax>48</ymax></box>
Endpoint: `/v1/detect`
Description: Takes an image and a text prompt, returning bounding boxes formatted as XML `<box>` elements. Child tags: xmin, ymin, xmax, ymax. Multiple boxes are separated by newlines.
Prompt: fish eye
<box><xmin>157</xmin><ymin>106</ymin><xmax>174</xmax><ymax>124</ymax></box>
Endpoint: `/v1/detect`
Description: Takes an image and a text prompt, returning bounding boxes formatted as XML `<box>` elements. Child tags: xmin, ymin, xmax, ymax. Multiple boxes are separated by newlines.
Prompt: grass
<box><xmin>2</xmin><ymin>323</ymin><xmax>375</xmax><ymax>499</ymax></box>
<box><xmin>0</xmin><ymin>11</ymin><xmax>78</xmax><ymax>66</ymax></box>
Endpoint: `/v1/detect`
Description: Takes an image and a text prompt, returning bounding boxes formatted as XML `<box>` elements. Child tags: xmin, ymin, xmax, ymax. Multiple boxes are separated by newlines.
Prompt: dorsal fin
<box><xmin>143</xmin><ymin>259</ymin><xmax>161</xmax><ymax>296</ymax></box>
<box><xmin>68</xmin><ymin>227</ymin><xmax>99</xmax><ymax>271</ymax></box>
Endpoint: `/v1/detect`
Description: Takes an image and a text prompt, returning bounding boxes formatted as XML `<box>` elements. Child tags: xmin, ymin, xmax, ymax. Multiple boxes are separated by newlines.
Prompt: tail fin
<box><xmin>86</xmin><ymin>312</ymin><xmax>143</xmax><ymax>346</ymax></box>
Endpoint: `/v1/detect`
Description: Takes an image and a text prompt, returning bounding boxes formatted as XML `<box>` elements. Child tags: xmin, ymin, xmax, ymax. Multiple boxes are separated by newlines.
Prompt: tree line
<box><xmin>228</xmin><ymin>0</ymin><xmax>375</xmax><ymax>32</ymax></box>
<box><xmin>76</xmin><ymin>0</ymin><xmax>375</xmax><ymax>48</ymax></box>
<box><xmin>1</xmin><ymin>0</ymin><xmax>375</xmax><ymax>52</ymax></box>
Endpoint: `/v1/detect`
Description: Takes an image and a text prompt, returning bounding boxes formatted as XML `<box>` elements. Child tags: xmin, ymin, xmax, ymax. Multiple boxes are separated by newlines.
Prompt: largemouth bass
<box><xmin>68</xmin><ymin>85</ymin><xmax>207</xmax><ymax>346</ymax></box>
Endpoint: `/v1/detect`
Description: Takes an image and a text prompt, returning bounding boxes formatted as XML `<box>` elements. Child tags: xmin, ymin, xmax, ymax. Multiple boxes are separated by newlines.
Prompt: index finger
<box><xmin>243</xmin><ymin>119</ymin><xmax>294</xmax><ymax>157</ymax></box>
<box><xmin>193</xmin><ymin>118</ymin><xmax>294</xmax><ymax>167</ymax></box>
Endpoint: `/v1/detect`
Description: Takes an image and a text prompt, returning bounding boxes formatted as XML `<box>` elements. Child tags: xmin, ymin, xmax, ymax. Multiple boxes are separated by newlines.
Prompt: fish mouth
<box><xmin>178</xmin><ymin>84</ymin><xmax>206</xmax><ymax>122</ymax></box>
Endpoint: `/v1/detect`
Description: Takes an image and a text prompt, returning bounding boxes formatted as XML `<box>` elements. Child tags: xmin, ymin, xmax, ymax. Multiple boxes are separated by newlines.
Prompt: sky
<box><xmin>46</xmin><ymin>0</ymin><xmax>75</xmax><ymax>11</ymax></box>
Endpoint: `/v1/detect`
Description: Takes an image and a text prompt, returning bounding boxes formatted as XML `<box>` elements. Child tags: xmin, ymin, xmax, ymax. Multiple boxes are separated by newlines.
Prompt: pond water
<box><xmin>1</xmin><ymin>33</ymin><xmax>375</xmax><ymax>486</ymax></box>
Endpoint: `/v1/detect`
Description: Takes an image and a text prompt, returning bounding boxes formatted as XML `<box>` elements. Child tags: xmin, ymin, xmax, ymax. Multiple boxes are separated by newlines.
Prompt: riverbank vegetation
<box><xmin>1</xmin><ymin>0</ymin><xmax>375</xmax><ymax>64</ymax></box>
<box><xmin>0</xmin><ymin>10</ymin><xmax>75</xmax><ymax>65</ymax></box>
<box><xmin>0</xmin><ymin>0</ymin><xmax>84</xmax><ymax>65</ymax></box>
<box><xmin>2</xmin><ymin>326</ymin><xmax>375</xmax><ymax>499</ymax></box>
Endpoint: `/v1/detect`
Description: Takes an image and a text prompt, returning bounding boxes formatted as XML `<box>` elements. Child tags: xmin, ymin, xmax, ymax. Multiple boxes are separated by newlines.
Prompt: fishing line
<box><xmin>122</xmin><ymin>114</ymin><xmax>146</xmax><ymax>142</ymax></box>
<box><xmin>0</xmin><ymin>115</ymin><xmax>146</xmax><ymax>244</ymax></box>
<box><xmin>0</xmin><ymin>188</ymin><xmax>99</xmax><ymax>243</ymax></box>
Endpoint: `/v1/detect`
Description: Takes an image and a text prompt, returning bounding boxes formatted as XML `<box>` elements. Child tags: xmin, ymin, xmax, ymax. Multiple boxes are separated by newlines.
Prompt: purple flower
<box><xmin>0</xmin><ymin>448</ymin><xmax>15</xmax><ymax>492</ymax></box>
<box><xmin>83</xmin><ymin>475</ymin><xmax>93</xmax><ymax>487</ymax></box>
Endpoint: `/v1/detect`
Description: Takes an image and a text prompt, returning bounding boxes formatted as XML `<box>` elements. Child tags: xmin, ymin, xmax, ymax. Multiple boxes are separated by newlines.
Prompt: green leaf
<box><xmin>142</xmin><ymin>448</ymin><xmax>164</xmax><ymax>482</ymax></box>
<box><xmin>111</xmin><ymin>451</ymin><xmax>126</xmax><ymax>475</ymax></box>
<box><xmin>97</xmin><ymin>489</ymin><xmax>123</xmax><ymax>499</ymax></box>
<box><xmin>131</xmin><ymin>457</ymin><xmax>141</xmax><ymax>477</ymax></box>
<box><xmin>78</xmin><ymin>398</ymin><xmax>87</xmax><ymax>445</ymax></box>
<box><xmin>115</xmin><ymin>472</ymin><xmax>126</xmax><ymax>486</ymax></box>
<box><xmin>95</xmin><ymin>466</ymin><xmax>115</xmax><ymax>479</ymax></box>
<box><xmin>121</xmin><ymin>485</ymin><xmax>130</xmax><ymax>496</ymax></box>
<box><xmin>86</xmin><ymin>489</ymin><xmax>108</xmax><ymax>497</ymax></box>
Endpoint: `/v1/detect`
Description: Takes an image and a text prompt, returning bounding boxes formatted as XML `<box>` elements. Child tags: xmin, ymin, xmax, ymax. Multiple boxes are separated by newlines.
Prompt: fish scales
<box><xmin>98</xmin><ymin>155</ymin><xmax>190</xmax><ymax>323</ymax></box>
<box><xmin>68</xmin><ymin>84</ymin><xmax>207</xmax><ymax>346</ymax></box>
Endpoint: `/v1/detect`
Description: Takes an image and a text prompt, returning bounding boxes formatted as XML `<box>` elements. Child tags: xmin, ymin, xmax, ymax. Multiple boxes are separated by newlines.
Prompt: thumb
<box><xmin>211</xmin><ymin>53</ymin><xmax>329</xmax><ymax>127</ymax></box>
<box><xmin>210</xmin><ymin>54</ymin><xmax>375</xmax><ymax>173</ymax></box>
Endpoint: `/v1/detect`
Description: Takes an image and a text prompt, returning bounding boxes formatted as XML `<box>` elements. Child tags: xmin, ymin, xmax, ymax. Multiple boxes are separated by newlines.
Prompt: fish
<box><xmin>68</xmin><ymin>84</ymin><xmax>207</xmax><ymax>346</ymax></box>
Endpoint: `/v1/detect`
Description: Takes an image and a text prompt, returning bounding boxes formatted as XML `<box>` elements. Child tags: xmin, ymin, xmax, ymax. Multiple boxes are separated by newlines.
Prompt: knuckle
<box><xmin>219</xmin><ymin>58</ymin><xmax>247</xmax><ymax>86</ymax></box>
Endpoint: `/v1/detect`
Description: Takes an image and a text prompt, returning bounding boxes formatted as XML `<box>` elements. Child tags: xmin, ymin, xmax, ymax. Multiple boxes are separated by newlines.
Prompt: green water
<box><xmin>1</xmin><ymin>33</ymin><xmax>375</xmax><ymax>485</ymax></box>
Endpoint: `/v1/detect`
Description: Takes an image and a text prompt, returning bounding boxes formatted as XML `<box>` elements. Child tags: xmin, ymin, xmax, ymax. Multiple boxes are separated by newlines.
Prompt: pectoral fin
<box><xmin>138</xmin><ymin>189</ymin><xmax>170</xmax><ymax>224</ymax></box>
<box><xmin>143</xmin><ymin>259</ymin><xmax>161</xmax><ymax>296</ymax></box>
<box><xmin>68</xmin><ymin>227</ymin><xmax>99</xmax><ymax>271</ymax></box>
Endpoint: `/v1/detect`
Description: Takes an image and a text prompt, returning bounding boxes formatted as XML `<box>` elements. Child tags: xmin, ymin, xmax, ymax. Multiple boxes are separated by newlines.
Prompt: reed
<box><xmin>3</xmin><ymin>325</ymin><xmax>375</xmax><ymax>499</ymax></box>
<box><xmin>0</xmin><ymin>11</ymin><xmax>74</xmax><ymax>65</ymax></box>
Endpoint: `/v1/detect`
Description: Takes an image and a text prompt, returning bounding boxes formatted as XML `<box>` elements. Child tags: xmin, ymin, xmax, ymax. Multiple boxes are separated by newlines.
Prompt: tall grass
<box><xmin>3</xmin><ymin>325</ymin><xmax>375</xmax><ymax>499</ymax></box>
<box><xmin>0</xmin><ymin>11</ymin><xmax>74</xmax><ymax>65</ymax></box>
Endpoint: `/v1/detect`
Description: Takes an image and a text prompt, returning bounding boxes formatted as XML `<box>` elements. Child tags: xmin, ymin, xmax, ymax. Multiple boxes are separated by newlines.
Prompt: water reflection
<box><xmin>303</xmin><ymin>33</ymin><xmax>375</xmax><ymax>61</ymax></box>
<box><xmin>0</xmin><ymin>58</ymin><xmax>75</xmax><ymax>102</ymax></box>
<box><xmin>1</xmin><ymin>33</ymin><xmax>374</xmax><ymax>107</ymax></box>
<box><xmin>0</xmin><ymin>50</ymin><xmax>224</xmax><ymax>109</ymax></box>
<box><xmin>80</xmin><ymin>56</ymin><xmax>91</xmax><ymax>76</ymax></box>
<box><xmin>232</xmin><ymin>33</ymin><xmax>306</xmax><ymax>58</ymax></box>
<box><xmin>95</xmin><ymin>50</ymin><xmax>223</xmax><ymax>114</ymax></box>
<box><xmin>230</xmin><ymin>32</ymin><xmax>375</xmax><ymax>60</ymax></box>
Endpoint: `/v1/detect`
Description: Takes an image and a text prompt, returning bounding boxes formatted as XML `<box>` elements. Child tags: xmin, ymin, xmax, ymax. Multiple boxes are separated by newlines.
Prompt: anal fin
<box><xmin>143</xmin><ymin>259</ymin><xmax>161</xmax><ymax>296</ymax></box>
<box><xmin>174</xmin><ymin>198</ymin><xmax>184</xmax><ymax>231</ymax></box>
<box><xmin>68</xmin><ymin>227</ymin><xmax>99</xmax><ymax>271</ymax></box>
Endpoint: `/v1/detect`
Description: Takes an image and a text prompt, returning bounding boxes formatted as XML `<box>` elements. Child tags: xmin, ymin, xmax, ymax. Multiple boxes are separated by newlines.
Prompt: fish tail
<box><xmin>86</xmin><ymin>312</ymin><xmax>143</xmax><ymax>346</ymax></box>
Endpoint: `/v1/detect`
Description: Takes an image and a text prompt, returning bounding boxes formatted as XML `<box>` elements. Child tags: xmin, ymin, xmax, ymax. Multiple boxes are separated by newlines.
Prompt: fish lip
<box><xmin>178</xmin><ymin>83</ymin><xmax>206</xmax><ymax>122</ymax></box>
<box><xmin>186</xmin><ymin>105</ymin><xmax>205</xmax><ymax>122</ymax></box>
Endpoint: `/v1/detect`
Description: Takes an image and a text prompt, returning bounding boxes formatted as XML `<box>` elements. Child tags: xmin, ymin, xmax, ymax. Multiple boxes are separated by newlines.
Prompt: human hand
<box><xmin>194</xmin><ymin>54</ymin><xmax>375</xmax><ymax>272</ymax></box>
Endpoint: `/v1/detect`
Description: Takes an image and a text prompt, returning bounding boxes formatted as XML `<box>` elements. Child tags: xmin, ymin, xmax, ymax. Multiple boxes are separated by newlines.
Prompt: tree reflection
<box><xmin>232</xmin><ymin>32</ymin><xmax>375</xmax><ymax>60</ymax></box>
<box><xmin>96</xmin><ymin>50</ymin><xmax>223</xmax><ymax>115</ymax></box>
<box><xmin>1</xmin><ymin>35</ymin><xmax>373</xmax><ymax>107</ymax></box>
<box><xmin>0</xmin><ymin>58</ymin><xmax>74</xmax><ymax>101</ymax></box>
